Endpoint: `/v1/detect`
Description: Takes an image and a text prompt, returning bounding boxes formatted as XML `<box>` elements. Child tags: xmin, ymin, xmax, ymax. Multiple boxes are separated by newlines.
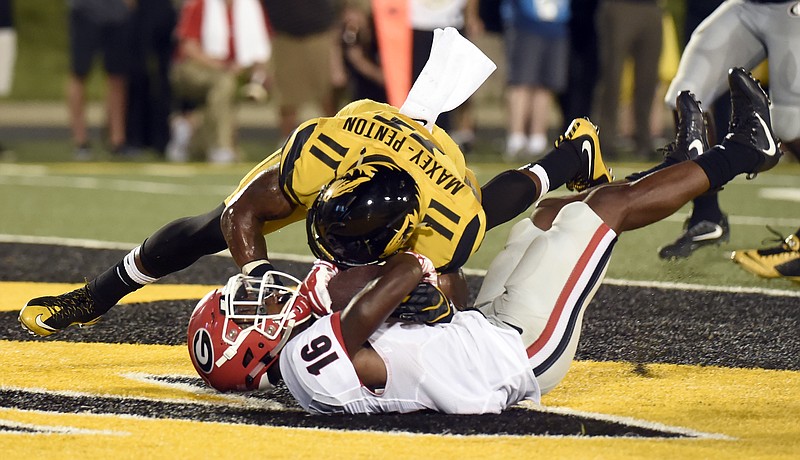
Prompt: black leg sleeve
<box><xmin>139</xmin><ymin>203</ymin><xmax>229</xmax><ymax>277</ymax></box>
<box><xmin>481</xmin><ymin>170</ymin><xmax>539</xmax><ymax>230</ymax></box>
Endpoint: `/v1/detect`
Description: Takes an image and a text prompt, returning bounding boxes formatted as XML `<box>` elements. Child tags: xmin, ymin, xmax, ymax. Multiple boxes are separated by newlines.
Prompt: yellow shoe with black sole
<box><xmin>19</xmin><ymin>286</ymin><xmax>102</xmax><ymax>337</ymax></box>
<box><xmin>732</xmin><ymin>232</ymin><xmax>800</xmax><ymax>283</ymax></box>
<box><xmin>555</xmin><ymin>117</ymin><xmax>613</xmax><ymax>192</ymax></box>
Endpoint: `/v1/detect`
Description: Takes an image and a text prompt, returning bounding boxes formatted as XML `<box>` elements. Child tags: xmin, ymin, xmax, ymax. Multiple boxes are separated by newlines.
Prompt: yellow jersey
<box><xmin>226</xmin><ymin>100</ymin><xmax>485</xmax><ymax>272</ymax></box>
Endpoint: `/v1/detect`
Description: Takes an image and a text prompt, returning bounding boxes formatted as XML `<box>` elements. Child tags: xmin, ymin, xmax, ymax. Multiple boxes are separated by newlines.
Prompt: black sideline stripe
<box><xmin>0</xmin><ymin>388</ymin><xmax>687</xmax><ymax>438</ymax></box>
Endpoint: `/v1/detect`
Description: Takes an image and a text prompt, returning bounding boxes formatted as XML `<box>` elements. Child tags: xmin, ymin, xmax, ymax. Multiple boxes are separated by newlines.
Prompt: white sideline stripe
<box><xmin>759</xmin><ymin>187</ymin><xmax>800</xmax><ymax>203</ymax></box>
<box><xmin>0</xmin><ymin>174</ymin><xmax>232</xmax><ymax>195</ymax></box>
<box><xmin>1</xmin><ymin>234</ymin><xmax>797</xmax><ymax>298</ymax></box>
<box><xmin>520</xmin><ymin>402</ymin><xmax>735</xmax><ymax>440</ymax></box>
<box><xmin>0</xmin><ymin>418</ymin><xmax>128</xmax><ymax>436</ymax></box>
<box><xmin>601</xmin><ymin>277</ymin><xmax>800</xmax><ymax>298</ymax></box>
<box><xmin>663</xmin><ymin>212</ymin><xmax>800</xmax><ymax>228</ymax></box>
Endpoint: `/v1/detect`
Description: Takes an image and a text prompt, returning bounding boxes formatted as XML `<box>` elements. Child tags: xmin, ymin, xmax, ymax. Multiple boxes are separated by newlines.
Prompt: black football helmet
<box><xmin>307</xmin><ymin>161</ymin><xmax>421</xmax><ymax>267</ymax></box>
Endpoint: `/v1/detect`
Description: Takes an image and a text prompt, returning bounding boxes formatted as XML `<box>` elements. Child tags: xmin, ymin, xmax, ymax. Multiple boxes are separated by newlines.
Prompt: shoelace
<box><xmin>46</xmin><ymin>289</ymin><xmax>96</xmax><ymax>323</ymax></box>
<box><xmin>757</xmin><ymin>226</ymin><xmax>800</xmax><ymax>256</ymax></box>
<box><xmin>656</xmin><ymin>142</ymin><xmax>676</xmax><ymax>159</ymax></box>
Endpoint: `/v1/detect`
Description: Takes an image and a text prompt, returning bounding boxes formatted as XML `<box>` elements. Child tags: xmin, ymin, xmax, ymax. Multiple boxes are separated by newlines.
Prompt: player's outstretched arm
<box><xmin>338</xmin><ymin>253</ymin><xmax>423</xmax><ymax>355</ymax></box>
<box><xmin>221</xmin><ymin>165</ymin><xmax>297</xmax><ymax>272</ymax></box>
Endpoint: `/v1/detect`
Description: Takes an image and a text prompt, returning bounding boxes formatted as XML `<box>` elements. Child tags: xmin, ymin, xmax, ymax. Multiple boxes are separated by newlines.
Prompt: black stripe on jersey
<box><xmin>410</xmin><ymin>132</ymin><xmax>438</xmax><ymax>155</ymax></box>
<box><xmin>437</xmin><ymin>214</ymin><xmax>482</xmax><ymax>273</ymax></box>
<box><xmin>309</xmin><ymin>145</ymin><xmax>340</xmax><ymax>170</ymax></box>
<box><xmin>280</xmin><ymin>123</ymin><xmax>318</xmax><ymax>202</ymax></box>
<box><xmin>361</xmin><ymin>153</ymin><xmax>395</xmax><ymax>164</ymax></box>
<box><xmin>318</xmin><ymin>132</ymin><xmax>348</xmax><ymax>157</ymax></box>
<box><xmin>309</xmin><ymin>133</ymin><xmax>349</xmax><ymax>170</ymax></box>
<box><xmin>373</xmin><ymin>114</ymin><xmax>414</xmax><ymax>131</ymax></box>
<box><xmin>422</xmin><ymin>215</ymin><xmax>454</xmax><ymax>240</ymax></box>
<box><xmin>532</xmin><ymin>237</ymin><xmax>617</xmax><ymax>377</ymax></box>
<box><xmin>428</xmin><ymin>199</ymin><xmax>461</xmax><ymax>224</ymax></box>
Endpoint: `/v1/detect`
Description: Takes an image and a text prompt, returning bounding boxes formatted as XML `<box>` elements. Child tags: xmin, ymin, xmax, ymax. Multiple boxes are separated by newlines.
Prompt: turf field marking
<box><xmin>0</xmin><ymin>417</ymin><xmax>128</xmax><ymax>436</ymax></box>
<box><xmin>759</xmin><ymin>187</ymin><xmax>800</xmax><ymax>203</ymax></box>
<box><xmin>0</xmin><ymin>385</ymin><xmax>709</xmax><ymax>438</ymax></box>
<box><xmin>601</xmin><ymin>277</ymin><xmax>800</xmax><ymax>298</ymax></box>
<box><xmin>0</xmin><ymin>174</ymin><xmax>232</xmax><ymax>195</ymax></box>
<box><xmin>2</xmin><ymin>234</ymin><xmax>798</xmax><ymax>299</ymax></box>
<box><xmin>523</xmin><ymin>403</ymin><xmax>735</xmax><ymax>440</ymax></box>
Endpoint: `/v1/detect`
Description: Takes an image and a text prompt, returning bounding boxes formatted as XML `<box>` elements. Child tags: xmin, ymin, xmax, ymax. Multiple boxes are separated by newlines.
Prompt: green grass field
<box><xmin>2</xmin><ymin>138</ymin><xmax>798</xmax><ymax>291</ymax></box>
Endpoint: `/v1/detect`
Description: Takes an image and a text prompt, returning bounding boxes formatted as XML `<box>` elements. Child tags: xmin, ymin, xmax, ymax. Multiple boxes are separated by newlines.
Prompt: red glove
<box><xmin>297</xmin><ymin>259</ymin><xmax>340</xmax><ymax>317</ymax></box>
<box><xmin>404</xmin><ymin>250</ymin><xmax>438</xmax><ymax>284</ymax></box>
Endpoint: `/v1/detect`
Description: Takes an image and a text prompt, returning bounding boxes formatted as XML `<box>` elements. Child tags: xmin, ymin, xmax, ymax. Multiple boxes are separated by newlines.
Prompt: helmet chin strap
<box><xmin>214</xmin><ymin>319</ymin><xmax>297</xmax><ymax>368</ymax></box>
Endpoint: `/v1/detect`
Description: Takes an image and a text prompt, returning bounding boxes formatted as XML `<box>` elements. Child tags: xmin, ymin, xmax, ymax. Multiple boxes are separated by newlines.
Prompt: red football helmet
<box><xmin>187</xmin><ymin>272</ymin><xmax>311</xmax><ymax>392</ymax></box>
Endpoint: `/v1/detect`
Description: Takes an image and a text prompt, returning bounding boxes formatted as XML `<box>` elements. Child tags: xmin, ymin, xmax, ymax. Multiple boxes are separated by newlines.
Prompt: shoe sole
<box><xmin>18</xmin><ymin>312</ymin><xmax>101</xmax><ymax>337</ymax></box>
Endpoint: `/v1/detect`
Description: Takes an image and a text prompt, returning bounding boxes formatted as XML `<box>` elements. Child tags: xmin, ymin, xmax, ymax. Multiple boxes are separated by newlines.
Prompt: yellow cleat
<box><xmin>731</xmin><ymin>232</ymin><xmax>800</xmax><ymax>283</ymax></box>
<box><xmin>19</xmin><ymin>286</ymin><xmax>102</xmax><ymax>337</ymax></box>
<box><xmin>555</xmin><ymin>118</ymin><xmax>614</xmax><ymax>192</ymax></box>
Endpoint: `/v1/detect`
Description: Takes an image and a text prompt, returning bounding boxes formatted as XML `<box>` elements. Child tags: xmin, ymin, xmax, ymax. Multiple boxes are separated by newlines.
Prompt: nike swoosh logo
<box><xmin>688</xmin><ymin>139</ymin><xmax>704</xmax><ymax>158</ymax></box>
<box><xmin>582</xmin><ymin>140</ymin><xmax>593</xmax><ymax>175</ymax></box>
<box><xmin>692</xmin><ymin>225</ymin><xmax>723</xmax><ymax>242</ymax></box>
<box><xmin>755</xmin><ymin>113</ymin><xmax>776</xmax><ymax>156</ymax></box>
<box><xmin>34</xmin><ymin>314</ymin><xmax>56</xmax><ymax>332</ymax></box>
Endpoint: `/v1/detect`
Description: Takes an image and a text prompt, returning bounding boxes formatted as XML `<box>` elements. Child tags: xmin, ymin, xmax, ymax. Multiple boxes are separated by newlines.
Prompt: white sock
<box><xmin>123</xmin><ymin>247</ymin><xmax>158</xmax><ymax>286</ymax></box>
<box><xmin>529</xmin><ymin>164</ymin><xmax>550</xmax><ymax>202</ymax></box>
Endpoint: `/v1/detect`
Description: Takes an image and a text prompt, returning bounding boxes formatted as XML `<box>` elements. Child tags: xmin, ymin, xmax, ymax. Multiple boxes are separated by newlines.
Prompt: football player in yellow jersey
<box><xmin>18</xmin><ymin>96</ymin><xmax>613</xmax><ymax>337</ymax></box>
<box><xmin>226</xmin><ymin>99</ymin><xmax>486</xmax><ymax>274</ymax></box>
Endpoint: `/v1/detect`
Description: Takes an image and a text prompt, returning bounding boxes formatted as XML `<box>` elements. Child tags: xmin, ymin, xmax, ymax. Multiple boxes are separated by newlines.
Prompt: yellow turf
<box><xmin>2</xmin><ymin>283</ymin><xmax>798</xmax><ymax>459</ymax></box>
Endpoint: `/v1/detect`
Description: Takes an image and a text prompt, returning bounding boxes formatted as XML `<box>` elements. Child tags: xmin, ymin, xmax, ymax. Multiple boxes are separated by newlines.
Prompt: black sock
<box><xmin>692</xmin><ymin>141</ymin><xmax>761</xmax><ymax>190</ymax></box>
<box><xmin>530</xmin><ymin>142</ymin><xmax>583</xmax><ymax>189</ymax></box>
<box><xmin>88</xmin><ymin>260</ymin><xmax>144</xmax><ymax>314</ymax></box>
<box><xmin>481</xmin><ymin>170</ymin><xmax>538</xmax><ymax>230</ymax></box>
<box><xmin>690</xmin><ymin>193</ymin><xmax>723</xmax><ymax>226</ymax></box>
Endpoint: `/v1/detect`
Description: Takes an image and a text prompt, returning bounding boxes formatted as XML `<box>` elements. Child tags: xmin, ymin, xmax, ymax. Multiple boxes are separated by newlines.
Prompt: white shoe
<box><xmin>504</xmin><ymin>132</ymin><xmax>526</xmax><ymax>162</ymax></box>
<box><xmin>166</xmin><ymin>117</ymin><xmax>192</xmax><ymax>162</ymax></box>
<box><xmin>208</xmin><ymin>148</ymin><xmax>237</xmax><ymax>164</ymax></box>
<box><xmin>525</xmin><ymin>133</ymin><xmax>547</xmax><ymax>158</ymax></box>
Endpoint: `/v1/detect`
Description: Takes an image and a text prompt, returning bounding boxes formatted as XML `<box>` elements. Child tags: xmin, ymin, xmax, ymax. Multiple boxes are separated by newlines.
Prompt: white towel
<box><xmin>202</xmin><ymin>0</ymin><xmax>271</xmax><ymax>68</ymax></box>
<box><xmin>400</xmin><ymin>27</ymin><xmax>496</xmax><ymax>131</ymax></box>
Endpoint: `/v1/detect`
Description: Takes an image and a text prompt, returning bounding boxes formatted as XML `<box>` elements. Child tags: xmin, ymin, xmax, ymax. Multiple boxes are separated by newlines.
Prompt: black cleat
<box><xmin>668</xmin><ymin>91</ymin><xmax>709</xmax><ymax>162</ymax></box>
<box><xmin>658</xmin><ymin>215</ymin><xmax>730</xmax><ymax>260</ymax></box>
<box><xmin>626</xmin><ymin>91</ymin><xmax>708</xmax><ymax>182</ymax></box>
<box><xmin>724</xmin><ymin>67</ymin><xmax>782</xmax><ymax>177</ymax></box>
<box><xmin>19</xmin><ymin>286</ymin><xmax>103</xmax><ymax>337</ymax></box>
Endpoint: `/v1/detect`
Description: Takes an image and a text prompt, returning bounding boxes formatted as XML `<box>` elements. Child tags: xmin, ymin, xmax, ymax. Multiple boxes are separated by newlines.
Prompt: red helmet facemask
<box><xmin>187</xmin><ymin>272</ymin><xmax>312</xmax><ymax>392</ymax></box>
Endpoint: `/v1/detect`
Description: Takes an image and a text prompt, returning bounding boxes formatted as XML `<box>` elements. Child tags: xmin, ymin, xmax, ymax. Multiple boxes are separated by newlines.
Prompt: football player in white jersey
<box><xmin>187</xmin><ymin>68</ymin><xmax>782</xmax><ymax>414</ymax></box>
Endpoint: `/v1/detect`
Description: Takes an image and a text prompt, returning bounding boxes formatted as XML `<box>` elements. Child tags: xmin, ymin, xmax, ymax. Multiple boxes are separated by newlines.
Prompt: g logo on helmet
<box><xmin>191</xmin><ymin>328</ymin><xmax>214</xmax><ymax>374</ymax></box>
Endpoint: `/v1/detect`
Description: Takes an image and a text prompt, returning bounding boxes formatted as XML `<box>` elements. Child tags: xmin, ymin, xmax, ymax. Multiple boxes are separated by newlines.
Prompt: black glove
<box><xmin>391</xmin><ymin>282</ymin><xmax>454</xmax><ymax>325</ymax></box>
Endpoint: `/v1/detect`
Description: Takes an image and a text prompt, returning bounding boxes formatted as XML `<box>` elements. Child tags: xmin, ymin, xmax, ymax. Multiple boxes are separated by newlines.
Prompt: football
<box><xmin>327</xmin><ymin>264</ymin><xmax>383</xmax><ymax>311</ymax></box>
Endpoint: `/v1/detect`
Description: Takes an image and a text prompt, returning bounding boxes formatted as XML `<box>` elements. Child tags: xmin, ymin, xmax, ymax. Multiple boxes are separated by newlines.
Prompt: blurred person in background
<box><xmin>558</xmin><ymin>0</ymin><xmax>598</xmax><ymax>128</ymax></box>
<box><xmin>500</xmin><ymin>0</ymin><xmax>571</xmax><ymax>161</ymax></box>
<box><xmin>594</xmin><ymin>0</ymin><xmax>663</xmax><ymax>159</ymax></box>
<box><xmin>262</xmin><ymin>0</ymin><xmax>344</xmax><ymax>139</ymax></box>
<box><xmin>339</xmin><ymin>0</ymin><xmax>386</xmax><ymax>103</ymax></box>
<box><xmin>410</xmin><ymin>0</ymin><xmax>477</xmax><ymax>139</ymax></box>
<box><xmin>657</xmin><ymin>0</ymin><xmax>800</xmax><ymax>261</ymax></box>
<box><xmin>0</xmin><ymin>0</ymin><xmax>15</xmax><ymax>157</ymax></box>
<box><xmin>166</xmin><ymin>0</ymin><xmax>271</xmax><ymax>164</ymax></box>
<box><xmin>125</xmin><ymin>0</ymin><xmax>178</xmax><ymax>157</ymax></box>
<box><xmin>66</xmin><ymin>0</ymin><xmax>135</xmax><ymax>160</ymax></box>
<box><xmin>0</xmin><ymin>0</ymin><xmax>14</xmax><ymax>98</ymax></box>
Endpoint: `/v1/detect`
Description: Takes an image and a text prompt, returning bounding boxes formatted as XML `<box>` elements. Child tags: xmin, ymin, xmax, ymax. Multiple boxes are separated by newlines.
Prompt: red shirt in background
<box><xmin>174</xmin><ymin>0</ymin><xmax>236</xmax><ymax>63</ymax></box>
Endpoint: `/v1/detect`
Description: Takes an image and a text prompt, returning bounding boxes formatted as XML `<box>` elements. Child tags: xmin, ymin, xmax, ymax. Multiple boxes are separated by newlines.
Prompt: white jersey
<box><xmin>279</xmin><ymin>310</ymin><xmax>540</xmax><ymax>414</ymax></box>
